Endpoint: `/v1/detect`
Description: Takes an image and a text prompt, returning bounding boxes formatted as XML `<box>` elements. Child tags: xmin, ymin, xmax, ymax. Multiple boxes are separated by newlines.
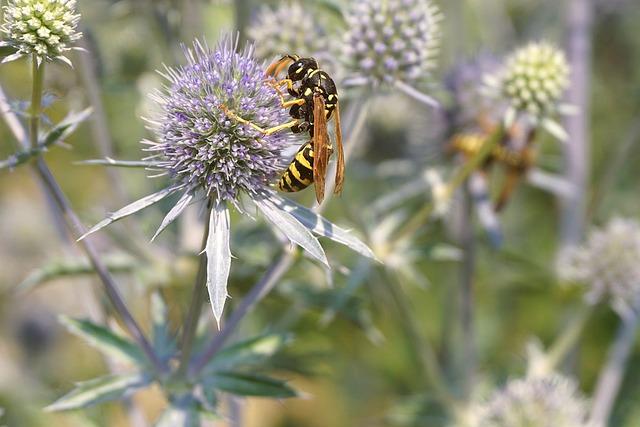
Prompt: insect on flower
<box><xmin>449</xmin><ymin>115</ymin><xmax>536</xmax><ymax>212</ymax></box>
<box><xmin>222</xmin><ymin>54</ymin><xmax>344</xmax><ymax>204</ymax></box>
<box><xmin>79</xmin><ymin>37</ymin><xmax>375</xmax><ymax>326</ymax></box>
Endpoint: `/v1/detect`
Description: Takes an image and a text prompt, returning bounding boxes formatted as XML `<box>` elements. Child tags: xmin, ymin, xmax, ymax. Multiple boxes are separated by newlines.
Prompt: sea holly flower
<box><xmin>248</xmin><ymin>2</ymin><xmax>330</xmax><ymax>63</ymax></box>
<box><xmin>1</xmin><ymin>0</ymin><xmax>82</xmax><ymax>64</ymax></box>
<box><xmin>342</xmin><ymin>0</ymin><xmax>442</xmax><ymax>106</ymax></box>
<box><xmin>483</xmin><ymin>41</ymin><xmax>571</xmax><ymax>140</ymax></box>
<box><xmin>467</xmin><ymin>374</ymin><xmax>592</xmax><ymax>427</ymax></box>
<box><xmin>557</xmin><ymin>217</ymin><xmax>640</xmax><ymax>316</ymax></box>
<box><xmin>80</xmin><ymin>37</ymin><xmax>375</xmax><ymax>326</ymax></box>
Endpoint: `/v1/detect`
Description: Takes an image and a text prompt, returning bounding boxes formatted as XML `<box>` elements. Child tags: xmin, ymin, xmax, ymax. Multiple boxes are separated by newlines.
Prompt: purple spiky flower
<box><xmin>146</xmin><ymin>38</ymin><xmax>298</xmax><ymax>203</ymax></box>
<box><xmin>81</xmin><ymin>36</ymin><xmax>375</xmax><ymax>326</ymax></box>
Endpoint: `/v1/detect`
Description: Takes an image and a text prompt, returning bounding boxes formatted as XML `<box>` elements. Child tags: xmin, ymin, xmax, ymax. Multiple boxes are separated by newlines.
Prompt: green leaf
<box><xmin>59</xmin><ymin>316</ymin><xmax>147</xmax><ymax>365</ymax></box>
<box><xmin>39</xmin><ymin>108</ymin><xmax>93</xmax><ymax>147</ymax></box>
<box><xmin>203</xmin><ymin>333</ymin><xmax>290</xmax><ymax>374</ymax></box>
<box><xmin>45</xmin><ymin>373</ymin><xmax>149</xmax><ymax>411</ymax></box>
<box><xmin>150</xmin><ymin>293</ymin><xmax>177</xmax><ymax>361</ymax></box>
<box><xmin>15</xmin><ymin>254</ymin><xmax>137</xmax><ymax>294</ymax></box>
<box><xmin>205</xmin><ymin>372</ymin><xmax>297</xmax><ymax>398</ymax></box>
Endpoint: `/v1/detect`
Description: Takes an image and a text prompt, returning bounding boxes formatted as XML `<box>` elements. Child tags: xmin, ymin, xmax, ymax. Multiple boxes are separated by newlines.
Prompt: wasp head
<box><xmin>288</xmin><ymin>56</ymin><xmax>318</xmax><ymax>81</ymax></box>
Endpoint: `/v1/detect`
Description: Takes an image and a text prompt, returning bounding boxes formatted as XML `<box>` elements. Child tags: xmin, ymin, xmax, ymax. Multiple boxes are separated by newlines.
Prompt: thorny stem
<box><xmin>6</xmin><ymin>64</ymin><xmax>166</xmax><ymax>375</ymax></box>
<box><xmin>189</xmin><ymin>100</ymin><xmax>370</xmax><ymax>378</ymax></box>
<box><xmin>394</xmin><ymin>123</ymin><xmax>507</xmax><ymax>242</ymax></box>
<box><xmin>29</xmin><ymin>55</ymin><xmax>44</xmax><ymax>150</ymax></box>
<box><xmin>382</xmin><ymin>269</ymin><xmax>458</xmax><ymax>410</ymax></box>
<box><xmin>589</xmin><ymin>300</ymin><xmax>640</xmax><ymax>425</ymax></box>
<box><xmin>189</xmin><ymin>249</ymin><xmax>296</xmax><ymax>377</ymax></box>
<box><xmin>541</xmin><ymin>304</ymin><xmax>593</xmax><ymax>375</ymax></box>
<box><xmin>178</xmin><ymin>204</ymin><xmax>212</xmax><ymax>378</ymax></box>
<box><xmin>459</xmin><ymin>185</ymin><xmax>476</xmax><ymax>401</ymax></box>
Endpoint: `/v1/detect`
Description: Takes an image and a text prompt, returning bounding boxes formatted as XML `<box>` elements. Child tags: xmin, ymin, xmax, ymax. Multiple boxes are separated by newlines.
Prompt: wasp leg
<box><xmin>268</xmin><ymin>79</ymin><xmax>303</xmax><ymax>108</ymax></box>
<box><xmin>220</xmin><ymin>105</ymin><xmax>300</xmax><ymax>135</ymax></box>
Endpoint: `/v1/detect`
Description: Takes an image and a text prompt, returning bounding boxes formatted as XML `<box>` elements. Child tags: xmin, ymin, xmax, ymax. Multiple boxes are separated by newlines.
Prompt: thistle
<box><xmin>80</xmin><ymin>36</ymin><xmax>375</xmax><ymax>326</ymax></box>
<box><xmin>342</xmin><ymin>0</ymin><xmax>441</xmax><ymax>105</ymax></box>
<box><xmin>248</xmin><ymin>2</ymin><xmax>329</xmax><ymax>63</ymax></box>
<box><xmin>558</xmin><ymin>217</ymin><xmax>640</xmax><ymax>316</ymax></box>
<box><xmin>1</xmin><ymin>0</ymin><xmax>81</xmax><ymax>64</ymax></box>
<box><xmin>483</xmin><ymin>41</ymin><xmax>571</xmax><ymax>138</ymax></box>
<box><xmin>468</xmin><ymin>374</ymin><xmax>592</xmax><ymax>427</ymax></box>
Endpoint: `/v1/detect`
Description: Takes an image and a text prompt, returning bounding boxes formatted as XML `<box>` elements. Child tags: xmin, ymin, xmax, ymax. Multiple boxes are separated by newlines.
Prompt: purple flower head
<box><xmin>81</xmin><ymin>36</ymin><xmax>376</xmax><ymax>328</ymax></box>
<box><xmin>343</xmin><ymin>0</ymin><xmax>441</xmax><ymax>87</ymax></box>
<box><xmin>146</xmin><ymin>37</ymin><xmax>298</xmax><ymax>204</ymax></box>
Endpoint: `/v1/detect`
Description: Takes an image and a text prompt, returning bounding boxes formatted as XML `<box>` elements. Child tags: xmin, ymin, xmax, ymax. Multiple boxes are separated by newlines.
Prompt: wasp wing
<box><xmin>313</xmin><ymin>92</ymin><xmax>330</xmax><ymax>204</ymax></box>
<box><xmin>333</xmin><ymin>101</ymin><xmax>345</xmax><ymax>195</ymax></box>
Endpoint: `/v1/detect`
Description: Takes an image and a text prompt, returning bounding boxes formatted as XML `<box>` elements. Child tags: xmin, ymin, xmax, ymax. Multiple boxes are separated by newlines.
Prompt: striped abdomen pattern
<box><xmin>277</xmin><ymin>142</ymin><xmax>314</xmax><ymax>192</ymax></box>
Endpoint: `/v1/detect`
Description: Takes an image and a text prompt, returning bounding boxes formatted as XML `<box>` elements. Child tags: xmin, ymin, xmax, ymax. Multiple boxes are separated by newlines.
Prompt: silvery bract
<box><xmin>558</xmin><ymin>217</ymin><xmax>640</xmax><ymax>316</ymax></box>
<box><xmin>1</xmin><ymin>0</ymin><xmax>81</xmax><ymax>63</ymax></box>
<box><xmin>80</xmin><ymin>37</ymin><xmax>376</xmax><ymax>326</ymax></box>
<box><xmin>468</xmin><ymin>374</ymin><xmax>592</xmax><ymax>427</ymax></box>
<box><xmin>342</xmin><ymin>0</ymin><xmax>441</xmax><ymax>101</ymax></box>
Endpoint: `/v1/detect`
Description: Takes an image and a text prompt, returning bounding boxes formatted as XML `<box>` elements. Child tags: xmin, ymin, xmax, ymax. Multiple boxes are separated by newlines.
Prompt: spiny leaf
<box><xmin>59</xmin><ymin>316</ymin><xmax>146</xmax><ymax>365</ymax></box>
<box><xmin>255</xmin><ymin>197</ymin><xmax>329</xmax><ymax>267</ymax></box>
<box><xmin>203</xmin><ymin>333</ymin><xmax>290</xmax><ymax>374</ymax></box>
<box><xmin>270</xmin><ymin>194</ymin><xmax>376</xmax><ymax>261</ymax></box>
<box><xmin>206</xmin><ymin>203</ymin><xmax>232</xmax><ymax>328</ymax></box>
<box><xmin>15</xmin><ymin>254</ymin><xmax>136</xmax><ymax>294</ymax></box>
<box><xmin>45</xmin><ymin>373</ymin><xmax>149</xmax><ymax>412</ymax></box>
<box><xmin>78</xmin><ymin>185</ymin><xmax>183</xmax><ymax>240</ymax></box>
<box><xmin>152</xmin><ymin>190</ymin><xmax>194</xmax><ymax>241</ymax></box>
<box><xmin>150</xmin><ymin>292</ymin><xmax>176</xmax><ymax>361</ymax></box>
<box><xmin>205</xmin><ymin>372</ymin><xmax>297</xmax><ymax>398</ymax></box>
<box><xmin>78</xmin><ymin>158</ymin><xmax>163</xmax><ymax>168</ymax></box>
<box><xmin>39</xmin><ymin>107</ymin><xmax>93</xmax><ymax>147</ymax></box>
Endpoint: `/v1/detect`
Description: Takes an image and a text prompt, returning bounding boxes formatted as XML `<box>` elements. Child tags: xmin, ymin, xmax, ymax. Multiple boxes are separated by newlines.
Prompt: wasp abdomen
<box><xmin>277</xmin><ymin>142</ymin><xmax>314</xmax><ymax>192</ymax></box>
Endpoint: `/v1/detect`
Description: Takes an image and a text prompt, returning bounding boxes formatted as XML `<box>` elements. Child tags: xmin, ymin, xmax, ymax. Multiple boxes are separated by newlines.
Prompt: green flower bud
<box><xmin>2</xmin><ymin>0</ymin><xmax>81</xmax><ymax>62</ymax></box>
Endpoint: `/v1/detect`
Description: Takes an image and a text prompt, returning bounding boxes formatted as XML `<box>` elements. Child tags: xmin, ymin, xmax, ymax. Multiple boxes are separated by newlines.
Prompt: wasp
<box><xmin>222</xmin><ymin>55</ymin><xmax>344</xmax><ymax>204</ymax></box>
<box><xmin>449</xmin><ymin>118</ymin><xmax>536</xmax><ymax>211</ymax></box>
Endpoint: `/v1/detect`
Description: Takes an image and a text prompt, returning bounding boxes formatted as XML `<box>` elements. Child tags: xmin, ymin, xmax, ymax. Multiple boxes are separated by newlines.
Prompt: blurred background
<box><xmin>1</xmin><ymin>0</ymin><xmax>640</xmax><ymax>426</ymax></box>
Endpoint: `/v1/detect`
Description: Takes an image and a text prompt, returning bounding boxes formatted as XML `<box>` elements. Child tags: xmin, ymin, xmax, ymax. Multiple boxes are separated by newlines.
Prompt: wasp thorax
<box><xmin>147</xmin><ymin>39</ymin><xmax>299</xmax><ymax>204</ymax></box>
<box><xmin>1</xmin><ymin>0</ymin><xmax>81</xmax><ymax>61</ymax></box>
<box><xmin>343</xmin><ymin>0</ymin><xmax>441</xmax><ymax>86</ymax></box>
<box><xmin>288</xmin><ymin>57</ymin><xmax>318</xmax><ymax>81</ymax></box>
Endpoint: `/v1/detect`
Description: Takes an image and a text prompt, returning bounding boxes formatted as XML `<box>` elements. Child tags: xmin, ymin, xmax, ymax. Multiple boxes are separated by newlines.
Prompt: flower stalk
<box><xmin>394</xmin><ymin>123</ymin><xmax>507</xmax><ymax>242</ymax></box>
<box><xmin>589</xmin><ymin>298</ymin><xmax>640</xmax><ymax>425</ymax></box>
<box><xmin>29</xmin><ymin>54</ymin><xmax>44</xmax><ymax>149</ymax></box>
<box><xmin>178</xmin><ymin>203</ymin><xmax>212</xmax><ymax>378</ymax></box>
<box><xmin>0</xmin><ymin>62</ymin><xmax>166</xmax><ymax>375</ymax></box>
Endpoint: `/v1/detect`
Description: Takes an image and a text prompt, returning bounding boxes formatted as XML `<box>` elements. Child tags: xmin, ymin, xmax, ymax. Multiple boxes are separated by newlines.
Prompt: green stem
<box><xmin>29</xmin><ymin>55</ymin><xmax>45</xmax><ymax>150</ymax></box>
<box><xmin>18</xmin><ymin>60</ymin><xmax>166</xmax><ymax>376</ymax></box>
<box><xmin>394</xmin><ymin>124</ymin><xmax>507</xmax><ymax>242</ymax></box>
<box><xmin>534</xmin><ymin>304</ymin><xmax>593</xmax><ymax>375</ymax></box>
<box><xmin>178</xmin><ymin>205</ymin><xmax>212</xmax><ymax>378</ymax></box>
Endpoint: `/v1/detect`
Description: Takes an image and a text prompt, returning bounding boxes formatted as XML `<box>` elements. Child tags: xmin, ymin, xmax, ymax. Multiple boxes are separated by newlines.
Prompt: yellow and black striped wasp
<box><xmin>450</xmin><ymin>116</ymin><xmax>536</xmax><ymax>211</ymax></box>
<box><xmin>222</xmin><ymin>54</ymin><xmax>344</xmax><ymax>204</ymax></box>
